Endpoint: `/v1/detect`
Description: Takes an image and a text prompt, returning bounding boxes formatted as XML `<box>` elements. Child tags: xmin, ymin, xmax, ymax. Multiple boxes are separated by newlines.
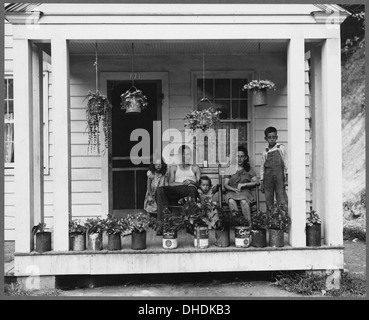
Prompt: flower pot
<box><xmin>108</xmin><ymin>233</ymin><xmax>122</xmax><ymax>250</ymax></box>
<box><xmin>252</xmin><ymin>89</ymin><xmax>267</xmax><ymax>106</ymax></box>
<box><xmin>306</xmin><ymin>224</ymin><xmax>321</xmax><ymax>247</ymax></box>
<box><xmin>162</xmin><ymin>230</ymin><xmax>178</xmax><ymax>249</ymax></box>
<box><xmin>125</xmin><ymin>97</ymin><xmax>142</xmax><ymax>114</ymax></box>
<box><xmin>131</xmin><ymin>231</ymin><xmax>146</xmax><ymax>250</ymax></box>
<box><xmin>251</xmin><ymin>229</ymin><xmax>267</xmax><ymax>248</ymax></box>
<box><xmin>35</xmin><ymin>232</ymin><xmax>52</xmax><ymax>253</ymax></box>
<box><xmin>194</xmin><ymin>226</ymin><xmax>209</xmax><ymax>248</ymax></box>
<box><xmin>87</xmin><ymin>233</ymin><xmax>103</xmax><ymax>251</ymax></box>
<box><xmin>235</xmin><ymin>226</ymin><xmax>251</xmax><ymax>248</ymax></box>
<box><xmin>70</xmin><ymin>233</ymin><xmax>86</xmax><ymax>251</ymax></box>
<box><xmin>214</xmin><ymin>229</ymin><xmax>230</xmax><ymax>247</ymax></box>
<box><xmin>269</xmin><ymin>229</ymin><xmax>284</xmax><ymax>247</ymax></box>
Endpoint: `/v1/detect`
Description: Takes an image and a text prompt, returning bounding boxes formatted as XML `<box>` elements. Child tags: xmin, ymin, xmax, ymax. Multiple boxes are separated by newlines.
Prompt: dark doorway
<box><xmin>108</xmin><ymin>80</ymin><xmax>161</xmax><ymax>214</ymax></box>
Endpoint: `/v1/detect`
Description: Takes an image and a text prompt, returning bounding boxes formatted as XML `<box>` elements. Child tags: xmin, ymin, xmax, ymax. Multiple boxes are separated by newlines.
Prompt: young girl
<box><xmin>197</xmin><ymin>176</ymin><xmax>220</xmax><ymax>228</ymax></box>
<box><xmin>143</xmin><ymin>158</ymin><xmax>169</xmax><ymax>216</ymax></box>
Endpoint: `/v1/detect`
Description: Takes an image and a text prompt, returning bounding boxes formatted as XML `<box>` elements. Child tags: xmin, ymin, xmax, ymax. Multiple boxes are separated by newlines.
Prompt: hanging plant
<box><xmin>242</xmin><ymin>80</ymin><xmax>276</xmax><ymax>106</ymax></box>
<box><xmin>85</xmin><ymin>90</ymin><xmax>111</xmax><ymax>153</ymax></box>
<box><xmin>184</xmin><ymin>107</ymin><xmax>221</xmax><ymax>131</ymax></box>
<box><xmin>120</xmin><ymin>87</ymin><xmax>148</xmax><ymax>114</ymax></box>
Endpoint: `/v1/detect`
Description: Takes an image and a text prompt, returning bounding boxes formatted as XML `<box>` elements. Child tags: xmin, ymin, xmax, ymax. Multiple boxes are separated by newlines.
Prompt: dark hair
<box><xmin>199</xmin><ymin>175</ymin><xmax>212</xmax><ymax>187</ymax></box>
<box><xmin>264</xmin><ymin>126</ymin><xmax>277</xmax><ymax>137</ymax></box>
<box><xmin>237</xmin><ymin>146</ymin><xmax>251</xmax><ymax>172</ymax></box>
<box><xmin>149</xmin><ymin>158</ymin><xmax>167</xmax><ymax>175</ymax></box>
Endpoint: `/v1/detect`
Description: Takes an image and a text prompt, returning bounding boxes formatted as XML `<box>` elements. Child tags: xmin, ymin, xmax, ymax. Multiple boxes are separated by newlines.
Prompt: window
<box><xmin>196</xmin><ymin>74</ymin><xmax>251</xmax><ymax>158</ymax></box>
<box><xmin>4</xmin><ymin>78</ymin><xmax>14</xmax><ymax>167</ymax></box>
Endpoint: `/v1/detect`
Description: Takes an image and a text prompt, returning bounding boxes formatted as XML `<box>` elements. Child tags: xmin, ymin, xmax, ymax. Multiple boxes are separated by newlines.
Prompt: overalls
<box><xmin>263</xmin><ymin>146</ymin><xmax>287</xmax><ymax>210</ymax></box>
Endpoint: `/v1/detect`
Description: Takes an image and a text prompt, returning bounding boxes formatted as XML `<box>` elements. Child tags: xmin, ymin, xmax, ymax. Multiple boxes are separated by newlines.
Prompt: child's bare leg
<box><xmin>228</xmin><ymin>199</ymin><xmax>238</xmax><ymax>214</ymax></box>
<box><xmin>240</xmin><ymin>200</ymin><xmax>251</xmax><ymax>226</ymax></box>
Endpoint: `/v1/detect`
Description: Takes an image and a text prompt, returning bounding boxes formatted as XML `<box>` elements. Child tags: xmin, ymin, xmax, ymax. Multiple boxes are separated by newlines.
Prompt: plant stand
<box><xmin>251</xmin><ymin>229</ymin><xmax>267</xmax><ymax>248</ymax></box>
<box><xmin>194</xmin><ymin>226</ymin><xmax>209</xmax><ymax>248</ymax></box>
<box><xmin>162</xmin><ymin>231</ymin><xmax>178</xmax><ymax>249</ymax></box>
<box><xmin>108</xmin><ymin>234</ymin><xmax>122</xmax><ymax>250</ymax></box>
<box><xmin>131</xmin><ymin>231</ymin><xmax>146</xmax><ymax>250</ymax></box>
<box><xmin>269</xmin><ymin>229</ymin><xmax>284</xmax><ymax>247</ymax></box>
<box><xmin>214</xmin><ymin>229</ymin><xmax>230</xmax><ymax>247</ymax></box>
<box><xmin>70</xmin><ymin>233</ymin><xmax>86</xmax><ymax>251</ymax></box>
<box><xmin>87</xmin><ymin>233</ymin><xmax>103</xmax><ymax>251</ymax></box>
<box><xmin>251</xmin><ymin>88</ymin><xmax>267</xmax><ymax>106</ymax></box>
<box><xmin>306</xmin><ymin>224</ymin><xmax>321</xmax><ymax>246</ymax></box>
<box><xmin>35</xmin><ymin>232</ymin><xmax>52</xmax><ymax>253</ymax></box>
<box><xmin>235</xmin><ymin>226</ymin><xmax>251</xmax><ymax>248</ymax></box>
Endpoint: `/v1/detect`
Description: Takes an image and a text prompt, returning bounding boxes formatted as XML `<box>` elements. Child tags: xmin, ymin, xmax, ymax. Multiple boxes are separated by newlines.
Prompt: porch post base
<box><xmin>16</xmin><ymin>275</ymin><xmax>56</xmax><ymax>291</ymax></box>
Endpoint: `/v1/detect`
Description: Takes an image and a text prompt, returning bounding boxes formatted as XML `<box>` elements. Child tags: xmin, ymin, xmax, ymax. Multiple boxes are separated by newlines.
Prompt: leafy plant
<box><xmin>213</xmin><ymin>206</ymin><xmax>233</xmax><ymax>231</ymax></box>
<box><xmin>84</xmin><ymin>217</ymin><xmax>105</xmax><ymax>235</ymax></box>
<box><xmin>230</xmin><ymin>210</ymin><xmax>251</xmax><ymax>228</ymax></box>
<box><xmin>120</xmin><ymin>88</ymin><xmax>148</xmax><ymax>111</ymax></box>
<box><xmin>267</xmin><ymin>203</ymin><xmax>291</xmax><ymax>232</ymax></box>
<box><xmin>151</xmin><ymin>208</ymin><xmax>188</xmax><ymax>234</ymax></box>
<box><xmin>242</xmin><ymin>79</ymin><xmax>276</xmax><ymax>91</ymax></box>
<box><xmin>104</xmin><ymin>214</ymin><xmax>130</xmax><ymax>236</ymax></box>
<box><xmin>184</xmin><ymin>107</ymin><xmax>221</xmax><ymax>131</ymax></box>
<box><xmin>306</xmin><ymin>208</ymin><xmax>321</xmax><ymax>227</ymax></box>
<box><xmin>85</xmin><ymin>90</ymin><xmax>111</xmax><ymax>153</ymax></box>
<box><xmin>252</xmin><ymin>210</ymin><xmax>268</xmax><ymax>230</ymax></box>
<box><xmin>179</xmin><ymin>196</ymin><xmax>214</xmax><ymax>228</ymax></box>
<box><xmin>126</xmin><ymin>211</ymin><xmax>152</xmax><ymax>233</ymax></box>
<box><xmin>32</xmin><ymin>222</ymin><xmax>47</xmax><ymax>235</ymax></box>
<box><xmin>69</xmin><ymin>219</ymin><xmax>87</xmax><ymax>234</ymax></box>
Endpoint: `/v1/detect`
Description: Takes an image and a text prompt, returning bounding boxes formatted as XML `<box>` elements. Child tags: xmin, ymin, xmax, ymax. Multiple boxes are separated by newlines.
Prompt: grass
<box><xmin>343</xmin><ymin>225</ymin><xmax>366</xmax><ymax>241</ymax></box>
<box><xmin>4</xmin><ymin>282</ymin><xmax>61</xmax><ymax>297</ymax></box>
<box><xmin>271</xmin><ymin>271</ymin><xmax>366</xmax><ymax>298</ymax></box>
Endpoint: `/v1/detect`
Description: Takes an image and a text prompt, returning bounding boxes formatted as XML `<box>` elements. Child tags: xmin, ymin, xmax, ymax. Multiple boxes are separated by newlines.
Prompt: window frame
<box><xmin>4</xmin><ymin>76</ymin><xmax>14</xmax><ymax>171</ymax></box>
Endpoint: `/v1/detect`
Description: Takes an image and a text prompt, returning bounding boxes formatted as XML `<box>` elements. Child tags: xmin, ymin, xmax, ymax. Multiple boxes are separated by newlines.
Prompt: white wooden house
<box><xmin>4</xmin><ymin>3</ymin><xmax>348</xmax><ymax>289</ymax></box>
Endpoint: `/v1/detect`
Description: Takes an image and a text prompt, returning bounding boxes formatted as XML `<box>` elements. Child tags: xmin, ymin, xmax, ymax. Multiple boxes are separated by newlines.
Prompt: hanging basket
<box><xmin>251</xmin><ymin>89</ymin><xmax>268</xmax><ymax>106</ymax></box>
<box><xmin>120</xmin><ymin>86</ymin><xmax>148</xmax><ymax>115</ymax></box>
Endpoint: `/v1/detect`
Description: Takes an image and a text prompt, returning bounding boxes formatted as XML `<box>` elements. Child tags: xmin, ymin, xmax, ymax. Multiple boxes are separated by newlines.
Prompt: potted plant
<box><xmin>120</xmin><ymin>86</ymin><xmax>148</xmax><ymax>114</ymax></box>
<box><xmin>230</xmin><ymin>211</ymin><xmax>252</xmax><ymax>248</ymax></box>
<box><xmin>242</xmin><ymin>79</ymin><xmax>276</xmax><ymax>106</ymax></box>
<box><xmin>306</xmin><ymin>207</ymin><xmax>321</xmax><ymax>246</ymax></box>
<box><xmin>184</xmin><ymin>107</ymin><xmax>221</xmax><ymax>132</ymax></box>
<box><xmin>69</xmin><ymin>219</ymin><xmax>87</xmax><ymax>251</ymax></box>
<box><xmin>251</xmin><ymin>210</ymin><xmax>268</xmax><ymax>248</ymax></box>
<box><xmin>213</xmin><ymin>206</ymin><xmax>232</xmax><ymax>247</ymax></box>
<box><xmin>85</xmin><ymin>90</ymin><xmax>111</xmax><ymax>154</ymax></box>
<box><xmin>104</xmin><ymin>214</ymin><xmax>130</xmax><ymax>251</ymax></box>
<box><xmin>32</xmin><ymin>222</ymin><xmax>51</xmax><ymax>253</ymax></box>
<box><xmin>126</xmin><ymin>211</ymin><xmax>151</xmax><ymax>250</ymax></box>
<box><xmin>180</xmin><ymin>197</ymin><xmax>213</xmax><ymax>249</ymax></box>
<box><xmin>152</xmin><ymin>208</ymin><xmax>187</xmax><ymax>249</ymax></box>
<box><xmin>267</xmin><ymin>203</ymin><xmax>291</xmax><ymax>247</ymax></box>
<box><xmin>85</xmin><ymin>217</ymin><xmax>105</xmax><ymax>251</ymax></box>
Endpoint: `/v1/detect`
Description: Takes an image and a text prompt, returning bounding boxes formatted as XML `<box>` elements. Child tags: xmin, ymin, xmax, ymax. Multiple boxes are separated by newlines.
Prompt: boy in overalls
<box><xmin>260</xmin><ymin>126</ymin><xmax>288</xmax><ymax>211</ymax></box>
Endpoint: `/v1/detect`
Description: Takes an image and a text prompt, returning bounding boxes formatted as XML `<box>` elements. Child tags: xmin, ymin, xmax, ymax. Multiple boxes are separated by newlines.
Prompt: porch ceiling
<box><xmin>68</xmin><ymin>40</ymin><xmax>288</xmax><ymax>55</ymax></box>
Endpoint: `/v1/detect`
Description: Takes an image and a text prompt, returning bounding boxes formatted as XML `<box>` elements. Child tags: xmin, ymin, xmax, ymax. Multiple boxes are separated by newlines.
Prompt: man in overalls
<box><xmin>260</xmin><ymin>127</ymin><xmax>288</xmax><ymax>210</ymax></box>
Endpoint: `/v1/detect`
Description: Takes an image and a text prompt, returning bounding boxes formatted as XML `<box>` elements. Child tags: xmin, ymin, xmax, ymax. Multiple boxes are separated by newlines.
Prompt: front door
<box><xmin>109</xmin><ymin>80</ymin><xmax>161</xmax><ymax>216</ymax></box>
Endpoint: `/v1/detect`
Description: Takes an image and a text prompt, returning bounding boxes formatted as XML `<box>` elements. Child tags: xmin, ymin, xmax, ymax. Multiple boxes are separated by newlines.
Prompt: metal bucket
<box><xmin>269</xmin><ymin>229</ymin><xmax>284</xmax><ymax>247</ymax></box>
<box><xmin>131</xmin><ymin>231</ymin><xmax>146</xmax><ymax>250</ymax></box>
<box><xmin>194</xmin><ymin>226</ymin><xmax>209</xmax><ymax>248</ymax></box>
<box><xmin>125</xmin><ymin>97</ymin><xmax>142</xmax><ymax>114</ymax></box>
<box><xmin>214</xmin><ymin>229</ymin><xmax>230</xmax><ymax>247</ymax></box>
<box><xmin>108</xmin><ymin>233</ymin><xmax>122</xmax><ymax>250</ymax></box>
<box><xmin>235</xmin><ymin>226</ymin><xmax>251</xmax><ymax>248</ymax></box>
<box><xmin>252</xmin><ymin>88</ymin><xmax>267</xmax><ymax>106</ymax></box>
<box><xmin>70</xmin><ymin>233</ymin><xmax>86</xmax><ymax>251</ymax></box>
<box><xmin>251</xmin><ymin>229</ymin><xmax>267</xmax><ymax>248</ymax></box>
<box><xmin>306</xmin><ymin>224</ymin><xmax>321</xmax><ymax>246</ymax></box>
<box><xmin>35</xmin><ymin>232</ymin><xmax>52</xmax><ymax>253</ymax></box>
<box><xmin>162</xmin><ymin>230</ymin><xmax>178</xmax><ymax>249</ymax></box>
<box><xmin>87</xmin><ymin>233</ymin><xmax>103</xmax><ymax>251</ymax></box>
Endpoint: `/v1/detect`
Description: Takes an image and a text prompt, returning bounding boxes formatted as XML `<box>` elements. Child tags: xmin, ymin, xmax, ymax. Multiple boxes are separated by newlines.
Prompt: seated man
<box><xmin>156</xmin><ymin>145</ymin><xmax>201</xmax><ymax>234</ymax></box>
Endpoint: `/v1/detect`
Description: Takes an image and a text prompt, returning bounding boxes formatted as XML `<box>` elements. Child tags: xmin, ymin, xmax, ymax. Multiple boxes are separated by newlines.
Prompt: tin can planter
<box><xmin>162</xmin><ymin>230</ymin><xmax>178</xmax><ymax>249</ymax></box>
<box><xmin>251</xmin><ymin>88</ymin><xmax>267</xmax><ymax>106</ymax></box>
<box><xmin>131</xmin><ymin>231</ymin><xmax>146</xmax><ymax>250</ymax></box>
<box><xmin>194</xmin><ymin>226</ymin><xmax>209</xmax><ymax>249</ymax></box>
<box><xmin>35</xmin><ymin>232</ymin><xmax>52</xmax><ymax>253</ymax></box>
<box><xmin>306</xmin><ymin>224</ymin><xmax>321</xmax><ymax>247</ymax></box>
<box><xmin>87</xmin><ymin>233</ymin><xmax>103</xmax><ymax>251</ymax></box>
<box><xmin>125</xmin><ymin>97</ymin><xmax>143</xmax><ymax>114</ymax></box>
<box><xmin>269</xmin><ymin>229</ymin><xmax>284</xmax><ymax>247</ymax></box>
<box><xmin>108</xmin><ymin>234</ymin><xmax>121</xmax><ymax>250</ymax></box>
<box><xmin>235</xmin><ymin>226</ymin><xmax>251</xmax><ymax>248</ymax></box>
<box><xmin>214</xmin><ymin>229</ymin><xmax>230</xmax><ymax>247</ymax></box>
<box><xmin>70</xmin><ymin>233</ymin><xmax>86</xmax><ymax>251</ymax></box>
<box><xmin>251</xmin><ymin>229</ymin><xmax>267</xmax><ymax>248</ymax></box>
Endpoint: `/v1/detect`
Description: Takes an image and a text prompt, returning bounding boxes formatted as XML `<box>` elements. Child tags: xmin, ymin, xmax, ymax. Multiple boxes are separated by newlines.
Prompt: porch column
<box><xmin>287</xmin><ymin>37</ymin><xmax>306</xmax><ymax>247</ymax></box>
<box><xmin>51</xmin><ymin>38</ymin><xmax>71</xmax><ymax>251</ymax></box>
<box><xmin>321</xmin><ymin>38</ymin><xmax>343</xmax><ymax>246</ymax></box>
<box><xmin>14</xmin><ymin>39</ymin><xmax>34</xmax><ymax>252</ymax></box>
